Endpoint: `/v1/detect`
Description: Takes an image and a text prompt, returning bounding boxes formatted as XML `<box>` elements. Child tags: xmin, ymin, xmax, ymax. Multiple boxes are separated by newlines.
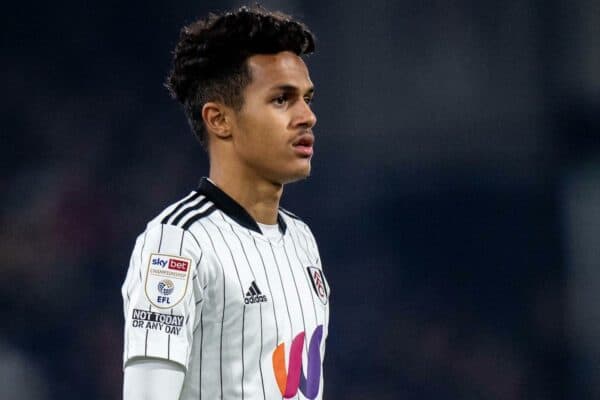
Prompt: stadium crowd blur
<box><xmin>2</xmin><ymin>1</ymin><xmax>599</xmax><ymax>399</ymax></box>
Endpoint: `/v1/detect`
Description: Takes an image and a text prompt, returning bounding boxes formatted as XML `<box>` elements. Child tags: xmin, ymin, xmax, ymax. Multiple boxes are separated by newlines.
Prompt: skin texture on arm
<box><xmin>123</xmin><ymin>358</ymin><xmax>185</xmax><ymax>400</ymax></box>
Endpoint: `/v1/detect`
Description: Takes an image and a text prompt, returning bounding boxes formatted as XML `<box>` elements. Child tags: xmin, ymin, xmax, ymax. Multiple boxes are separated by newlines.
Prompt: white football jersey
<box><xmin>122</xmin><ymin>178</ymin><xmax>330</xmax><ymax>400</ymax></box>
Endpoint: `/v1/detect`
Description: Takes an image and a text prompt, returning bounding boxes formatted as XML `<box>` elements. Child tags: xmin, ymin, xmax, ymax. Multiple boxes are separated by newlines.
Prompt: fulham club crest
<box><xmin>307</xmin><ymin>266</ymin><xmax>328</xmax><ymax>305</ymax></box>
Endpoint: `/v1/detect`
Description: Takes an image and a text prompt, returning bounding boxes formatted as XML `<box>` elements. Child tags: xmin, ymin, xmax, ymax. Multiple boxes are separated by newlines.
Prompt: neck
<box><xmin>209</xmin><ymin>167</ymin><xmax>283</xmax><ymax>225</ymax></box>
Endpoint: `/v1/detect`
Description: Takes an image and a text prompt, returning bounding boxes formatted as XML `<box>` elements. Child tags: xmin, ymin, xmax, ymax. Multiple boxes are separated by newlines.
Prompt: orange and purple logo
<box><xmin>272</xmin><ymin>325</ymin><xmax>323</xmax><ymax>399</ymax></box>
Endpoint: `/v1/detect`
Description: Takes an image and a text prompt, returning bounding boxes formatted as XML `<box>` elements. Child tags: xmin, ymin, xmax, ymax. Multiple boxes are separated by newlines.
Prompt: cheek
<box><xmin>239</xmin><ymin>112</ymin><xmax>288</xmax><ymax>151</ymax></box>
<box><xmin>233</xmin><ymin>121</ymin><xmax>271</xmax><ymax>164</ymax></box>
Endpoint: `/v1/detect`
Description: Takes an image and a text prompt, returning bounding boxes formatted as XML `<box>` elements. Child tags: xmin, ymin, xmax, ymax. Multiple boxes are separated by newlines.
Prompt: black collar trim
<box><xmin>197</xmin><ymin>177</ymin><xmax>287</xmax><ymax>235</ymax></box>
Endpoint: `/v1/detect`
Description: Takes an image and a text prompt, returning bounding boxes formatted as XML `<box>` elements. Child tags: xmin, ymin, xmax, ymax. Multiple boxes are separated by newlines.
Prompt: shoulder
<box><xmin>147</xmin><ymin>190</ymin><xmax>217</xmax><ymax>231</ymax></box>
<box><xmin>134</xmin><ymin>191</ymin><xmax>218</xmax><ymax>256</ymax></box>
<box><xmin>279</xmin><ymin>207</ymin><xmax>318</xmax><ymax>241</ymax></box>
<box><xmin>279</xmin><ymin>207</ymin><xmax>309</xmax><ymax>231</ymax></box>
<box><xmin>279</xmin><ymin>207</ymin><xmax>302</xmax><ymax>221</ymax></box>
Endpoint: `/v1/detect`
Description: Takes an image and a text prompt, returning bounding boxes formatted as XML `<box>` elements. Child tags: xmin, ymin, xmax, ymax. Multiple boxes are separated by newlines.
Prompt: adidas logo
<box><xmin>244</xmin><ymin>281</ymin><xmax>268</xmax><ymax>304</ymax></box>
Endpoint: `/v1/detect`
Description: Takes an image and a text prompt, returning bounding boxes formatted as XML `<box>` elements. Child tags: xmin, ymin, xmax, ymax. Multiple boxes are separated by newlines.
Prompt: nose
<box><xmin>293</xmin><ymin>100</ymin><xmax>317</xmax><ymax>129</ymax></box>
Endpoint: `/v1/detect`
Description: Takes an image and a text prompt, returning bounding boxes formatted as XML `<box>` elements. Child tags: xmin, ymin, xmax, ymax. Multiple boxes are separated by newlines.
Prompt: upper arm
<box><xmin>122</xmin><ymin>223</ymin><xmax>203</xmax><ymax>370</ymax></box>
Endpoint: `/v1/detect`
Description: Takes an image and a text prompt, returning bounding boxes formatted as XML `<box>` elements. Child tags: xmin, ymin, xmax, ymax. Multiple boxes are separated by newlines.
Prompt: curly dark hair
<box><xmin>165</xmin><ymin>6</ymin><xmax>316</xmax><ymax>147</ymax></box>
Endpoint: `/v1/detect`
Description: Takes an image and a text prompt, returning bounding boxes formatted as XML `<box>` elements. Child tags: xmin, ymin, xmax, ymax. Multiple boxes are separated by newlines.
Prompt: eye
<box><xmin>304</xmin><ymin>96</ymin><xmax>313</xmax><ymax>105</ymax></box>
<box><xmin>272</xmin><ymin>94</ymin><xmax>288</xmax><ymax>106</ymax></box>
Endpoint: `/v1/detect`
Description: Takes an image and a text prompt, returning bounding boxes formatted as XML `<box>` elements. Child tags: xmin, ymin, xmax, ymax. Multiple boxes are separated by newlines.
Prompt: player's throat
<box><xmin>206</xmin><ymin>176</ymin><xmax>283</xmax><ymax>225</ymax></box>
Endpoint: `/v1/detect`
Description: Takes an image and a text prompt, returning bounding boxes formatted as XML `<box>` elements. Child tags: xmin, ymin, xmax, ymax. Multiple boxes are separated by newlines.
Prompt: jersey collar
<box><xmin>197</xmin><ymin>177</ymin><xmax>287</xmax><ymax>235</ymax></box>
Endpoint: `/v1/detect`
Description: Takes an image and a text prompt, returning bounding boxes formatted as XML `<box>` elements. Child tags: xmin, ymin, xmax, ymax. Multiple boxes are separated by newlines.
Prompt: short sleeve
<box><xmin>121</xmin><ymin>223</ymin><xmax>202</xmax><ymax>369</ymax></box>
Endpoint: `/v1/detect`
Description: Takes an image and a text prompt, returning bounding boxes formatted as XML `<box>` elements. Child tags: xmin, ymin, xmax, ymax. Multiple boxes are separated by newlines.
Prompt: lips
<box><xmin>293</xmin><ymin>134</ymin><xmax>314</xmax><ymax>157</ymax></box>
<box><xmin>294</xmin><ymin>135</ymin><xmax>314</xmax><ymax>147</ymax></box>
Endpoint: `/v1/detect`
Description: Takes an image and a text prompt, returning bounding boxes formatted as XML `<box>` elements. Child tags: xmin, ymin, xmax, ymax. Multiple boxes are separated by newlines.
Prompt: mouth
<box><xmin>292</xmin><ymin>134</ymin><xmax>315</xmax><ymax>157</ymax></box>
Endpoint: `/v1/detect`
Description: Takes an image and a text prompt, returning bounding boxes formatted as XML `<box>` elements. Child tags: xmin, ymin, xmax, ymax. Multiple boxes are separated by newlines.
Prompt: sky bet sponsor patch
<box><xmin>131</xmin><ymin>308</ymin><xmax>184</xmax><ymax>335</ymax></box>
<box><xmin>145</xmin><ymin>253</ymin><xmax>191</xmax><ymax>309</ymax></box>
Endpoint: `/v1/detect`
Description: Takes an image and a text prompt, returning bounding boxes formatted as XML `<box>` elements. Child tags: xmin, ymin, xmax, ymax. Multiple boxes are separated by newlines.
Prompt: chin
<box><xmin>290</xmin><ymin>167</ymin><xmax>312</xmax><ymax>183</ymax></box>
<box><xmin>277</xmin><ymin>165</ymin><xmax>311</xmax><ymax>184</ymax></box>
<box><xmin>265</xmin><ymin>157</ymin><xmax>312</xmax><ymax>185</ymax></box>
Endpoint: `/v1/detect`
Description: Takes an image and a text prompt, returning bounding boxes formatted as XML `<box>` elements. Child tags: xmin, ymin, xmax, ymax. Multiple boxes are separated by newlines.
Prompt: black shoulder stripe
<box><xmin>171</xmin><ymin>197</ymin><xmax>209</xmax><ymax>226</ymax></box>
<box><xmin>181</xmin><ymin>205</ymin><xmax>217</xmax><ymax>230</ymax></box>
<box><xmin>161</xmin><ymin>191</ymin><xmax>202</xmax><ymax>224</ymax></box>
<box><xmin>279</xmin><ymin>207</ymin><xmax>302</xmax><ymax>221</ymax></box>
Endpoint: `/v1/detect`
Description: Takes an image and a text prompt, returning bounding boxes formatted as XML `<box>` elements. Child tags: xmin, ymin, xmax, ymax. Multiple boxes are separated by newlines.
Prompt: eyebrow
<box><xmin>270</xmin><ymin>84</ymin><xmax>315</xmax><ymax>96</ymax></box>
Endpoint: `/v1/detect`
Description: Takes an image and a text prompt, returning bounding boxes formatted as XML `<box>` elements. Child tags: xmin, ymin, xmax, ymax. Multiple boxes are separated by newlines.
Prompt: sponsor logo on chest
<box><xmin>244</xmin><ymin>281</ymin><xmax>268</xmax><ymax>304</ymax></box>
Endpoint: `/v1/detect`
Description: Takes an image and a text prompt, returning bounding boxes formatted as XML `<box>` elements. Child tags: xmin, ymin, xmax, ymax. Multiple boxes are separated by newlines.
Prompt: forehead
<box><xmin>245</xmin><ymin>51</ymin><xmax>313</xmax><ymax>91</ymax></box>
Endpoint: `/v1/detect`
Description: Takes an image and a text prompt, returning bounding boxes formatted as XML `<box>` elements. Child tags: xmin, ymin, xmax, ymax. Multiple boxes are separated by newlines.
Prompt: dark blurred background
<box><xmin>2</xmin><ymin>0</ymin><xmax>599</xmax><ymax>399</ymax></box>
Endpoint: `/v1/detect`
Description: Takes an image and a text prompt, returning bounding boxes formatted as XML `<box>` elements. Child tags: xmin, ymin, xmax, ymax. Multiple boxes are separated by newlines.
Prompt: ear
<box><xmin>202</xmin><ymin>102</ymin><xmax>232</xmax><ymax>139</ymax></box>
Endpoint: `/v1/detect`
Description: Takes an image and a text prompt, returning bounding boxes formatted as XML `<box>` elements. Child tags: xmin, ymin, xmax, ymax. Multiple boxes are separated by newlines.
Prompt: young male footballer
<box><xmin>121</xmin><ymin>7</ymin><xmax>330</xmax><ymax>400</ymax></box>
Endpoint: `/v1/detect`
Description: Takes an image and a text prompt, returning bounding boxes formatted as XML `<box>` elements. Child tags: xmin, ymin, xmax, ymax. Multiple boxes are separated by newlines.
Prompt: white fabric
<box><xmin>257</xmin><ymin>221</ymin><xmax>282</xmax><ymax>240</ymax></box>
<box><xmin>122</xmin><ymin>190</ymin><xmax>329</xmax><ymax>400</ymax></box>
<box><xmin>122</xmin><ymin>220</ymin><xmax>201</xmax><ymax>368</ymax></box>
<box><xmin>123</xmin><ymin>359</ymin><xmax>184</xmax><ymax>400</ymax></box>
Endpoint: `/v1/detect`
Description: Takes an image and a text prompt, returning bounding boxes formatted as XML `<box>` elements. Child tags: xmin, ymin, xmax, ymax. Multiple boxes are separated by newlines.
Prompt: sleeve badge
<box><xmin>144</xmin><ymin>253</ymin><xmax>192</xmax><ymax>308</ymax></box>
<box><xmin>307</xmin><ymin>266</ymin><xmax>328</xmax><ymax>305</ymax></box>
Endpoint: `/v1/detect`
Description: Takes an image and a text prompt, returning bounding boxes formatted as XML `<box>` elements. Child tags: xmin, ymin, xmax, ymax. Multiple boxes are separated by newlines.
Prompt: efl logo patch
<box><xmin>307</xmin><ymin>266</ymin><xmax>328</xmax><ymax>305</ymax></box>
<box><xmin>145</xmin><ymin>253</ymin><xmax>191</xmax><ymax>309</ymax></box>
<box><xmin>157</xmin><ymin>279</ymin><xmax>175</xmax><ymax>296</ymax></box>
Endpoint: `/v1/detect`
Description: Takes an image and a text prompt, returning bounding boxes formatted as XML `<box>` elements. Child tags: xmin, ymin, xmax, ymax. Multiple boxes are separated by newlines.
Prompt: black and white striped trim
<box><xmin>162</xmin><ymin>192</ymin><xmax>217</xmax><ymax>230</ymax></box>
<box><xmin>161</xmin><ymin>191</ymin><xmax>203</xmax><ymax>224</ymax></box>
